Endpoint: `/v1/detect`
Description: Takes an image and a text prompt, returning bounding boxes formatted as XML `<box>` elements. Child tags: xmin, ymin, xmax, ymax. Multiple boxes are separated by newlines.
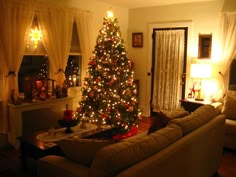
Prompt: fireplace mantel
<box><xmin>8</xmin><ymin>96</ymin><xmax>74</xmax><ymax>148</ymax></box>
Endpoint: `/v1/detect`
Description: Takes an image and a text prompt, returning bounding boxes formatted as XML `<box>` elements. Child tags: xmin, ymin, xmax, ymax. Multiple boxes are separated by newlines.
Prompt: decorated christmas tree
<box><xmin>77</xmin><ymin>11</ymin><xmax>141</xmax><ymax>134</ymax></box>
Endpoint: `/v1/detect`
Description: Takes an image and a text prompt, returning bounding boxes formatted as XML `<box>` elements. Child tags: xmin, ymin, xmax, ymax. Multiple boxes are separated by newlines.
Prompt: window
<box><xmin>65</xmin><ymin>55</ymin><xmax>81</xmax><ymax>87</ymax></box>
<box><xmin>18</xmin><ymin>55</ymin><xmax>48</xmax><ymax>93</ymax></box>
<box><xmin>18</xmin><ymin>19</ymin><xmax>82</xmax><ymax>95</ymax></box>
<box><xmin>66</xmin><ymin>22</ymin><xmax>82</xmax><ymax>87</ymax></box>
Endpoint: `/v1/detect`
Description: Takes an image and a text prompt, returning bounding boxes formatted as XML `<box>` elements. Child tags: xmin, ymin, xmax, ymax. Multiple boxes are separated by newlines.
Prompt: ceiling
<box><xmin>96</xmin><ymin>0</ymin><xmax>215</xmax><ymax>9</ymax></box>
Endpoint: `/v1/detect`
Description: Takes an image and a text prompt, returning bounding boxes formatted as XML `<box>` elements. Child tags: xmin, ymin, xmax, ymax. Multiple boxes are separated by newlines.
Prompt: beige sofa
<box><xmin>37</xmin><ymin>105</ymin><xmax>225</xmax><ymax>177</ymax></box>
<box><xmin>221</xmin><ymin>90</ymin><xmax>236</xmax><ymax>150</ymax></box>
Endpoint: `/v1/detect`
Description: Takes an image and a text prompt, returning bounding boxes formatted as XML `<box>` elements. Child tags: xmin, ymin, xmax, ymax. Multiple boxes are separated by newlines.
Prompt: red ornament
<box><xmin>89</xmin><ymin>92</ymin><xmax>94</xmax><ymax>97</ymax></box>
<box><xmin>109</xmin><ymin>78</ymin><xmax>114</xmax><ymax>85</ymax></box>
<box><xmin>77</xmin><ymin>107</ymin><xmax>82</xmax><ymax>112</ymax></box>
<box><xmin>128</xmin><ymin>106</ymin><xmax>134</xmax><ymax>112</ymax></box>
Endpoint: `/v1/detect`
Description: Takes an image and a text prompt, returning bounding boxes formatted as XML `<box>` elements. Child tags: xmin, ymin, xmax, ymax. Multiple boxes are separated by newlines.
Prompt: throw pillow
<box><xmin>147</xmin><ymin>111</ymin><xmax>171</xmax><ymax>134</ymax></box>
<box><xmin>58</xmin><ymin>138</ymin><xmax>115</xmax><ymax>166</ymax></box>
<box><xmin>222</xmin><ymin>93</ymin><xmax>236</xmax><ymax>120</ymax></box>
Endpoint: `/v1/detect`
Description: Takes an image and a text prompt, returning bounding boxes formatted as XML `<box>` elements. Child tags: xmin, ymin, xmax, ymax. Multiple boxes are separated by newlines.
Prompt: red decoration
<box><xmin>88</xmin><ymin>61</ymin><xmax>96</xmax><ymax>66</ymax></box>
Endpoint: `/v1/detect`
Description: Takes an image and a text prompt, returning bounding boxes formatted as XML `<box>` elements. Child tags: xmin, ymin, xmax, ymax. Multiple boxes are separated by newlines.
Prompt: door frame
<box><xmin>150</xmin><ymin>27</ymin><xmax>188</xmax><ymax>114</ymax></box>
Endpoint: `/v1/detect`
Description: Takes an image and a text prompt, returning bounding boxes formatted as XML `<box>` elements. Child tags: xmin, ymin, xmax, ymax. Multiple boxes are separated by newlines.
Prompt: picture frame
<box><xmin>198</xmin><ymin>34</ymin><xmax>212</xmax><ymax>59</ymax></box>
<box><xmin>132</xmin><ymin>32</ymin><xmax>143</xmax><ymax>48</ymax></box>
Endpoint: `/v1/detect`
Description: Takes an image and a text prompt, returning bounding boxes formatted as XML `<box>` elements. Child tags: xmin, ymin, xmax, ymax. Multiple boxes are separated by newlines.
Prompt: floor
<box><xmin>217</xmin><ymin>149</ymin><xmax>236</xmax><ymax>177</ymax></box>
<box><xmin>0</xmin><ymin>117</ymin><xmax>236</xmax><ymax>177</ymax></box>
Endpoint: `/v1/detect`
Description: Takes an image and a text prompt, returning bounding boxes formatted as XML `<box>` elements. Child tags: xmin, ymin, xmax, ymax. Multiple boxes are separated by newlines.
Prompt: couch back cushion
<box><xmin>58</xmin><ymin>138</ymin><xmax>115</xmax><ymax>167</ymax></box>
<box><xmin>168</xmin><ymin>105</ymin><xmax>217</xmax><ymax>136</ymax></box>
<box><xmin>222</xmin><ymin>90</ymin><xmax>236</xmax><ymax>120</ymax></box>
<box><xmin>89</xmin><ymin>124</ymin><xmax>182</xmax><ymax>177</ymax></box>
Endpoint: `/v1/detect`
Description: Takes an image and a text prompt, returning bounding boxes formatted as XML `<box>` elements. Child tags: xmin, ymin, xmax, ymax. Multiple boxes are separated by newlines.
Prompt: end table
<box><xmin>180</xmin><ymin>98</ymin><xmax>212</xmax><ymax>112</ymax></box>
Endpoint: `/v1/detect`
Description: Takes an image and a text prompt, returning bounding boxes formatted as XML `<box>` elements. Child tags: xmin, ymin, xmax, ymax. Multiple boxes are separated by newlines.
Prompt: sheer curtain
<box><xmin>74</xmin><ymin>10</ymin><xmax>93</xmax><ymax>81</ymax></box>
<box><xmin>0</xmin><ymin>0</ymin><xmax>34</xmax><ymax>133</ymax></box>
<box><xmin>152</xmin><ymin>30</ymin><xmax>184</xmax><ymax>111</ymax></box>
<box><xmin>37</xmin><ymin>5</ymin><xmax>74</xmax><ymax>86</ymax></box>
<box><xmin>219</xmin><ymin>12</ymin><xmax>236</xmax><ymax>89</ymax></box>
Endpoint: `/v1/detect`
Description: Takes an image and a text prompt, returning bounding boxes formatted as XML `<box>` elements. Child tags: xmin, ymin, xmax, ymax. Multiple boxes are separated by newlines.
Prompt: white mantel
<box><xmin>8</xmin><ymin>96</ymin><xmax>74</xmax><ymax>148</ymax></box>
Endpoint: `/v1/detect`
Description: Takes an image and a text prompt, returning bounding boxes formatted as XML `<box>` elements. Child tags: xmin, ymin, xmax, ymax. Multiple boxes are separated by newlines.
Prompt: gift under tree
<box><xmin>77</xmin><ymin>11</ymin><xmax>141</xmax><ymax>136</ymax></box>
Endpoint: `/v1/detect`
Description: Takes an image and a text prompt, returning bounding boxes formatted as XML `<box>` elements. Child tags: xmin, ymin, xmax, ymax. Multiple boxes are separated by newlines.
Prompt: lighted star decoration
<box><xmin>29</xmin><ymin>28</ymin><xmax>43</xmax><ymax>48</ymax></box>
<box><xmin>107</xmin><ymin>10</ymin><xmax>114</xmax><ymax>19</ymax></box>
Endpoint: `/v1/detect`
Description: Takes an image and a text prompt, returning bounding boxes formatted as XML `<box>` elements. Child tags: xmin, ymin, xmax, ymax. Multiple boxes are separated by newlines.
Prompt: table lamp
<box><xmin>190</xmin><ymin>63</ymin><xmax>212</xmax><ymax>101</ymax></box>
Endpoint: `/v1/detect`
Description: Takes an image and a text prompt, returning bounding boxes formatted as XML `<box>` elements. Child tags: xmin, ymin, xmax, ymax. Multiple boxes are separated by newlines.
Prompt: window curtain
<box><xmin>74</xmin><ymin>10</ymin><xmax>93</xmax><ymax>81</ymax></box>
<box><xmin>152</xmin><ymin>30</ymin><xmax>184</xmax><ymax>111</ymax></box>
<box><xmin>37</xmin><ymin>5</ymin><xmax>74</xmax><ymax>86</ymax></box>
<box><xmin>219</xmin><ymin>12</ymin><xmax>236</xmax><ymax>89</ymax></box>
<box><xmin>0</xmin><ymin>0</ymin><xmax>34</xmax><ymax>133</ymax></box>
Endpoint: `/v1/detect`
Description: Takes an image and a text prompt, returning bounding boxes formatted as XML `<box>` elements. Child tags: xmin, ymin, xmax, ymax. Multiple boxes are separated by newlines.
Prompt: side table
<box><xmin>17</xmin><ymin>124</ymin><xmax>113</xmax><ymax>171</ymax></box>
<box><xmin>180</xmin><ymin>98</ymin><xmax>212</xmax><ymax>112</ymax></box>
<box><xmin>17</xmin><ymin>132</ymin><xmax>64</xmax><ymax>171</ymax></box>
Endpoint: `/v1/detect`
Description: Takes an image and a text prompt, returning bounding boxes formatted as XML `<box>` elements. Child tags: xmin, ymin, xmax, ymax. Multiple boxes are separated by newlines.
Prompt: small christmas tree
<box><xmin>38</xmin><ymin>56</ymin><xmax>48</xmax><ymax>79</ymax></box>
<box><xmin>77</xmin><ymin>11</ymin><xmax>141</xmax><ymax>134</ymax></box>
<box><xmin>65</xmin><ymin>56</ymin><xmax>80</xmax><ymax>87</ymax></box>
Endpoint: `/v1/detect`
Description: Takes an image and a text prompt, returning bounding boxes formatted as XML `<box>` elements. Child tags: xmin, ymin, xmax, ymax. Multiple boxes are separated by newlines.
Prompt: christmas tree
<box><xmin>77</xmin><ymin>11</ymin><xmax>141</xmax><ymax>134</ymax></box>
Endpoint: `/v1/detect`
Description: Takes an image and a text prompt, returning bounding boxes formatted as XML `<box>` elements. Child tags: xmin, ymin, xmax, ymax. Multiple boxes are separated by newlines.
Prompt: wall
<box><xmin>39</xmin><ymin>0</ymin><xmax>129</xmax><ymax>50</ymax></box>
<box><xmin>128</xmin><ymin>0</ymin><xmax>224</xmax><ymax>116</ymax></box>
<box><xmin>222</xmin><ymin>0</ymin><xmax>236</xmax><ymax>11</ymax></box>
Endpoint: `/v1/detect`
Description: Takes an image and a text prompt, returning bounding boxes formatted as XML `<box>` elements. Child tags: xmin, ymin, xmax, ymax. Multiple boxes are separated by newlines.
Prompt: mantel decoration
<box><xmin>76</xmin><ymin>10</ymin><xmax>141</xmax><ymax>138</ymax></box>
<box><xmin>58</xmin><ymin>104</ymin><xmax>79</xmax><ymax>133</ymax></box>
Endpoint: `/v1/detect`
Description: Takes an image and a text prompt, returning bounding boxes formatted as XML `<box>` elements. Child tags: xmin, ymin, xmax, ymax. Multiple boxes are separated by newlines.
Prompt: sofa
<box><xmin>221</xmin><ymin>90</ymin><xmax>236</xmax><ymax>150</ymax></box>
<box><xmin>37</xmin><ymin>105</ymin><xmax>225</xmax><ymax>177</ymax></box>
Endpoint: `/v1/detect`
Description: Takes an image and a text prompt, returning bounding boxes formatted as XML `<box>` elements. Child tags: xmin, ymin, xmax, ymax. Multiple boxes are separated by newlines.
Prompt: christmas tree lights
<box><xmin>77</xmin><ymin>11</ymin><xmax>141</xmax><ymax>134</ymax></box>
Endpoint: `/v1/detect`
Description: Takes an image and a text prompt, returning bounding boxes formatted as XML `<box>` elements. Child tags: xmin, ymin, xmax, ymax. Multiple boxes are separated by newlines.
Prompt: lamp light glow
<box><xmin>190</xmin><ymin>63</ymin><xmax>212</xmax><ymax>79</ymax></box>
<box><xmin>190</xmin><ymin>63</ymin><xmax>212</xmax><ymax>101</ymax></box>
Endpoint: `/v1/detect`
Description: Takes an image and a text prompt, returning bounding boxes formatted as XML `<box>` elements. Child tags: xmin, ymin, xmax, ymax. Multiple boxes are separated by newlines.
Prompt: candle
<box><xmin>64</xmin><ymin>110</ymin><xmax>73</xmax><ymax>122</ymax></box>
<box><xmin>73</xmin><ymin>77</ymin><xmax>76</xmax><ymax>87</ymax></box>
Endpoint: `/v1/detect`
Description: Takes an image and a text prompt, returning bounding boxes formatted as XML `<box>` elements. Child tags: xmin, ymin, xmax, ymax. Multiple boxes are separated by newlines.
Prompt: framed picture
<box><xmin>132</xmin><ymin>32</ymin><xmax>143</xmax><ymax>48</ymax></box>
<box><xmin>198</xmin><ymin>34</ymin><xmax>212</xmax><ymax>59</ymax></box>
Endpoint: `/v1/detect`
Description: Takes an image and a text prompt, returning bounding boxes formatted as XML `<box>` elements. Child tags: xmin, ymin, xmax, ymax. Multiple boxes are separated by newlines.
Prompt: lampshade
<box><xmin>190</xmin><ymin>64</ymin><xmax>212</xmax><ymax>79</ymax></box>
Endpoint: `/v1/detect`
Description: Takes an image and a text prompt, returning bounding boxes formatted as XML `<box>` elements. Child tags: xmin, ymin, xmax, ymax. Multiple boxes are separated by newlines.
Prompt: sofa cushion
<box><xmin>58</xmin><ymin>138</ymin><xmax>115</xmax><ymax>166</ymax></box>
<box><xmin>222</xmin><ymin>91</ymin><xmax>236</xmax><ymax>120</ymax></box>
<box><xmin>225</xmin><ymin>119</ymin><xmax>236</xmax><ymax>136</ymax></box>
<box><xmin>168</xmin><ymin>105</ymin><xmax>216</xmax><ymax>135</ymax></box>
<box><xmin>147</xmin><ymin>111</ymin><xmax>171</xmax><ymax>134</ymax></box>
<box><xmin>163</xmin><ymin>109</ymin><xmax>189</xmax><ymax>119</ymax></box>
<box><xmin>90</xmin><ymin>124</ymin><xmax>182</xmax><ymax>177</ymax></box>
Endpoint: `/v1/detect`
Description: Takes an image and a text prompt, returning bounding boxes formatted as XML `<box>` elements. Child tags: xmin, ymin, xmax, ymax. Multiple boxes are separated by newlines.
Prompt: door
<box><xmin>151</xmin><ymin>28</ymin><xmax>187</xmax><ymax>113</ymax></box>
